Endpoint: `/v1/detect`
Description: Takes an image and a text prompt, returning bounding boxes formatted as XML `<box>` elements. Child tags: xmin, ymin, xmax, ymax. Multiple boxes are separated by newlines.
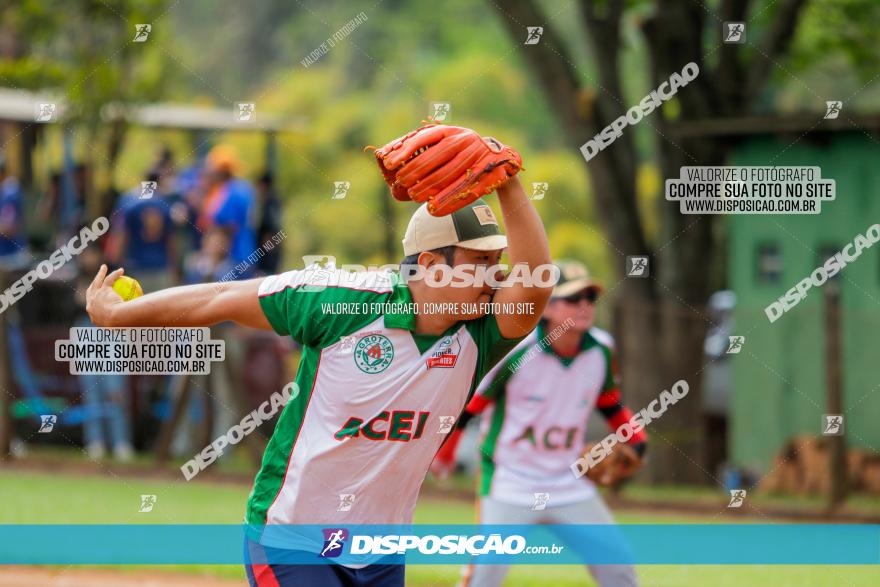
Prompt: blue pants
<box><xmin>80</xmin><ymin>371</ymin><xmax>130</xmax><ymax>449</ymax></box>
<box><xmin>77</xmin><ymin>317</ymin><xmax>130</xmax><ymax>449</ymax></box>
<box><xmin>243</xmin><ymin>537</ymin><xmax>404</xmax><ymax>587</ymax></box>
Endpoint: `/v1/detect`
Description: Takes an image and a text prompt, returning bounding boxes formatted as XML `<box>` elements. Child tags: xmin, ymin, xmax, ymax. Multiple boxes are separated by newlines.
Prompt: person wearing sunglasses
<box><xmin>433</xmin><ymin>259</ymin><xmax>646</xmax><ymax>587</ymax></box>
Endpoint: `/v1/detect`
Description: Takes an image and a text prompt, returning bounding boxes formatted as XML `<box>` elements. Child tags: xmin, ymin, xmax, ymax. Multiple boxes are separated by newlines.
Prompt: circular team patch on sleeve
<box><xmin>354</xmin><ymin>334</ymin><xmax>395</xmax><ymax>374</ymax></box>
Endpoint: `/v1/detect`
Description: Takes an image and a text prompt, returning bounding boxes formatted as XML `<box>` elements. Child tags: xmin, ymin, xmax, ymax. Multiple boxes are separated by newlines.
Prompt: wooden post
<box><xmin>264</xmin><ymin>131</ymin><xmax>277</xmax><ymax>175</ymax></box>
<box><xmin>824</xmin><ymin>282</ymin><xmax>847</xmax><ymax>508</ymax></box>
<box><xmin>217</xmin><ymin>327</ymin><xmax>266</xmax><ymax>465</ymax></box>
<box><xmin>154</xmin><ymin>374</ymin><xmax>192</xmax><ymax>465</ymax></box>
<box><xmin>0</xmin><ymin>269</ymin><xmax>12</xmax><ymax>460</ymax></box>
<box><xmin>155</xmin><ymin>326</ymin><xmax>267</xmax><ymax>468</ymax></box>
<box><xmin>380</xmin><ymin>186</ymin><xmax>396</xmax><ymax>264</ymax></box>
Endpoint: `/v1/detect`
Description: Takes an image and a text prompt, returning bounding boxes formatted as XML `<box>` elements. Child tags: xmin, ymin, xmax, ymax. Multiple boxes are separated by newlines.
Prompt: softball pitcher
<box><xmin>86</xmin><ymin>125</ymin><xmax>553</xmax><ymax>587</ymax></box>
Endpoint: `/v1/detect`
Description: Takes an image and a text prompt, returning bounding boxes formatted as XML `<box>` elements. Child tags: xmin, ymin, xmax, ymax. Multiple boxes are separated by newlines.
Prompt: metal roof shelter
<box><xmin>101</xmin><ymin>102</ymin><xmax>306</xmax><ymax>133</ymax></box>
<box><xmin>100</xmin><ymin>99</ymin><xmax>307</xmax><ymax>170</ymax></box>
<box><xmin>0</xmin><ymin>86</ymin><xmax>306</xmax><ymax>212</ymax></box>
<box><xmin>668</xmin><ymin>114</ymin><xmax>880</xmax><ymax>138</ymax></box>
<box><xmin>0</xmin><ymin>88</ymin><xmax>69</xmax><ymax>122</ymax></box>
<box><xmin>0</xmin><ymin>87</ymin><xmax>305</xmax><ymax>131</ymax></box>
<box><xmin>0</xmin><ymin>85</ymin><xmax>306</xmax><ymax>260</ymax></box>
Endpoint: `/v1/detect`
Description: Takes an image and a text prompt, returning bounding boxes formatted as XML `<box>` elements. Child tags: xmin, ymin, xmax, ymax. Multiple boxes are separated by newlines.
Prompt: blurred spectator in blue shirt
<box><xmin>112</xmin><ymin>171</ymin><xmax>178</xmax><ymax>292</ymax></box>
<box><xmin>197</xmin><ymin>145</ymin><xmax>256</xmax><ymax>269</ymax></box>
<box><xmin>0</xmin><ymin>155</ymin><xmax>26</xmax><ymax>263</ymax></box>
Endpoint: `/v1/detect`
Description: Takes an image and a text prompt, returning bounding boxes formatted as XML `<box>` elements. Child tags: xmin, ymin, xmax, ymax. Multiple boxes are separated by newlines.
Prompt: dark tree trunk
<box><xmin>491</xmin><ymin>0</ymin><xmax>808</xmax><ymax>484</ymax></box>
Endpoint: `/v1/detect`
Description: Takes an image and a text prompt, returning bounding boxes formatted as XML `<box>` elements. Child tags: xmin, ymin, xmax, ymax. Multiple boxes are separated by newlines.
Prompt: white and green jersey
<box><xmin>477</xmin><ymin>324</ymin><xmax>617</xmax><ymax>508</ymax></box>
<box><xmin>246</xmin><ymin>267</ymin><xmax>522</xmax><ymax>526</ymax></box>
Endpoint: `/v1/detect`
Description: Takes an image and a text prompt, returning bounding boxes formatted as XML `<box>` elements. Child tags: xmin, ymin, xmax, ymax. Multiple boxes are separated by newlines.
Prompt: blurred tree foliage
<box><xmin>1</xmin><ymin>0</ymin><xmax>173</xmax><ymax>215</ymax></box>
<box><xmin>163</xmin><ymin>0</ymin><xmax>879</xmax><ymax>280</ymax></box>
<box><xmin>168</xmin><ymin>0</ymin><xmax>612</xmax><ymax>278</ymax></box>
<box><xmin>2</xmin><ymin>0</ymin><xmax>877</xmax><ymax>287</ymax></box>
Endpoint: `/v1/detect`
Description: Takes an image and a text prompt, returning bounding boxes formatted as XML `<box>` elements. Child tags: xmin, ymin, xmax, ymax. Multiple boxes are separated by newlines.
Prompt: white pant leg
<box><xmin>459</xmin><ymin>497</ymin><xmax>541</xmax><ymax>587</ymax></box>
<box><xmin>543</xmin><ymin>495</ymin><xmax>639</xmax><ymax>587</ymax></box>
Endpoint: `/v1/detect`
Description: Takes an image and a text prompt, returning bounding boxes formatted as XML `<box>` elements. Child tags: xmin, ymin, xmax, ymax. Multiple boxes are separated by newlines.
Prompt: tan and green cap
<box><xmin>402</xmin><ymin>199</ymin><xmax>508</xmax><ymax>256</ymax></box>
<box><xmin>552</xmin><ymin>259</ymin><xmax>603</xmax><ymax>298</ymax></box>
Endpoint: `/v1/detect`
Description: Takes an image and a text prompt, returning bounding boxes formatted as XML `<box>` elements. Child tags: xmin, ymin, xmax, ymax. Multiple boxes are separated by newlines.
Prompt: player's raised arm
<box><xmin>86</xmin><ymin>264</ymin><xmax>271</xmax><ymax>330</ymax></box>
<box><xmin>492</xmin><ymin>175</ymin><xmax>553</xmax><ymax>338</ymax></box>
<box><xmin>371</xmin><ymin>124</ymin><xmax>551</xmax><ymax>337</ymax></box>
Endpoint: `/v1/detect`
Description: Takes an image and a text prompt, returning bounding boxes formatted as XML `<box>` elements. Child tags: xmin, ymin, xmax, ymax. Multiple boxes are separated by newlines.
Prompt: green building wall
<box><xmin>729</xmin><ymin>132</ymin><xmax>880</xmax><ymax>472</ymax></box>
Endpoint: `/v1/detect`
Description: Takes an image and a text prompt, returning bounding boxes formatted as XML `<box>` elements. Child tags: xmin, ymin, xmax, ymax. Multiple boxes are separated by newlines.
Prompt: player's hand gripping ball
<box><xmin>112</xmin><ymin>275</ymin><xmax>144</xmax><ymax>301</ymax></box>
<box><xmin>371</xmin><ymin>124</ymin><xmax>522</xmax><ymax>216</ymax></box>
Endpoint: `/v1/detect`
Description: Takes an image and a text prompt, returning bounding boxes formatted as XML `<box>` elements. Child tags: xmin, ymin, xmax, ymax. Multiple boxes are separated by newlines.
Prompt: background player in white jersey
<box><xmin>84</xmin><ymin>123</ymin><xmax>553</xmax><ymax>586</ymax></box>
<box><xmin>433</xmin><ymin>260</ymin><xmax>647</xmax><ymax>587</ymax></box>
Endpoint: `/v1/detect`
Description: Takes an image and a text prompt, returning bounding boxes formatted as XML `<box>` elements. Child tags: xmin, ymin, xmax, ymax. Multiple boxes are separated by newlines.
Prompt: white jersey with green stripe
<box><xmin>246</xmin><ymin>267</ymin><xmax>522</xmax><ymax>526</ymax></box>
<box><xmin>476</xmin><ymin>325</ymin><xmax>616</xmax><ymax>508</ymax></box>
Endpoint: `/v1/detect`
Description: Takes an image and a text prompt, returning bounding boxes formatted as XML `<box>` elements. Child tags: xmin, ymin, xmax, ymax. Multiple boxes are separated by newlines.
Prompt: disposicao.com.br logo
<box><xmin>345</xmin><ymin>533</ymin><xmax>563</xmax><ymax>556</ymax></box>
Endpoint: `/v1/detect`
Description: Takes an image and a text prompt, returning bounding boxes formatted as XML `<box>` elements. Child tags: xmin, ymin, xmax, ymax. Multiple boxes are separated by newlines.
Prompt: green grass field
<box><xmin>1</xmin><ymin>470</ymin><xmax>877</xmax><ymax>586</ymax></box>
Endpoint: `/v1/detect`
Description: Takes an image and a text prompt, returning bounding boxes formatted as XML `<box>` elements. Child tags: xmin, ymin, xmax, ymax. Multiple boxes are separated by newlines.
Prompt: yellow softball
<box><xmin>112</xmin><ymin>275</ymin><xmax>144</xmax><ymax>301</ymax></box>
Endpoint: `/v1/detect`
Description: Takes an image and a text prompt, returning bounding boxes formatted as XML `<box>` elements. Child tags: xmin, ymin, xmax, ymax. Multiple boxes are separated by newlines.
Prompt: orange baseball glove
<box><xmin>583</xmin><ymin>442</ymin><xmax>643</xmax><ymax>488</ymax></box>
<box><xmin>371</xmin><ymin>124</ymin><xmax>522</xmax><ymax>216</ymax></box>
